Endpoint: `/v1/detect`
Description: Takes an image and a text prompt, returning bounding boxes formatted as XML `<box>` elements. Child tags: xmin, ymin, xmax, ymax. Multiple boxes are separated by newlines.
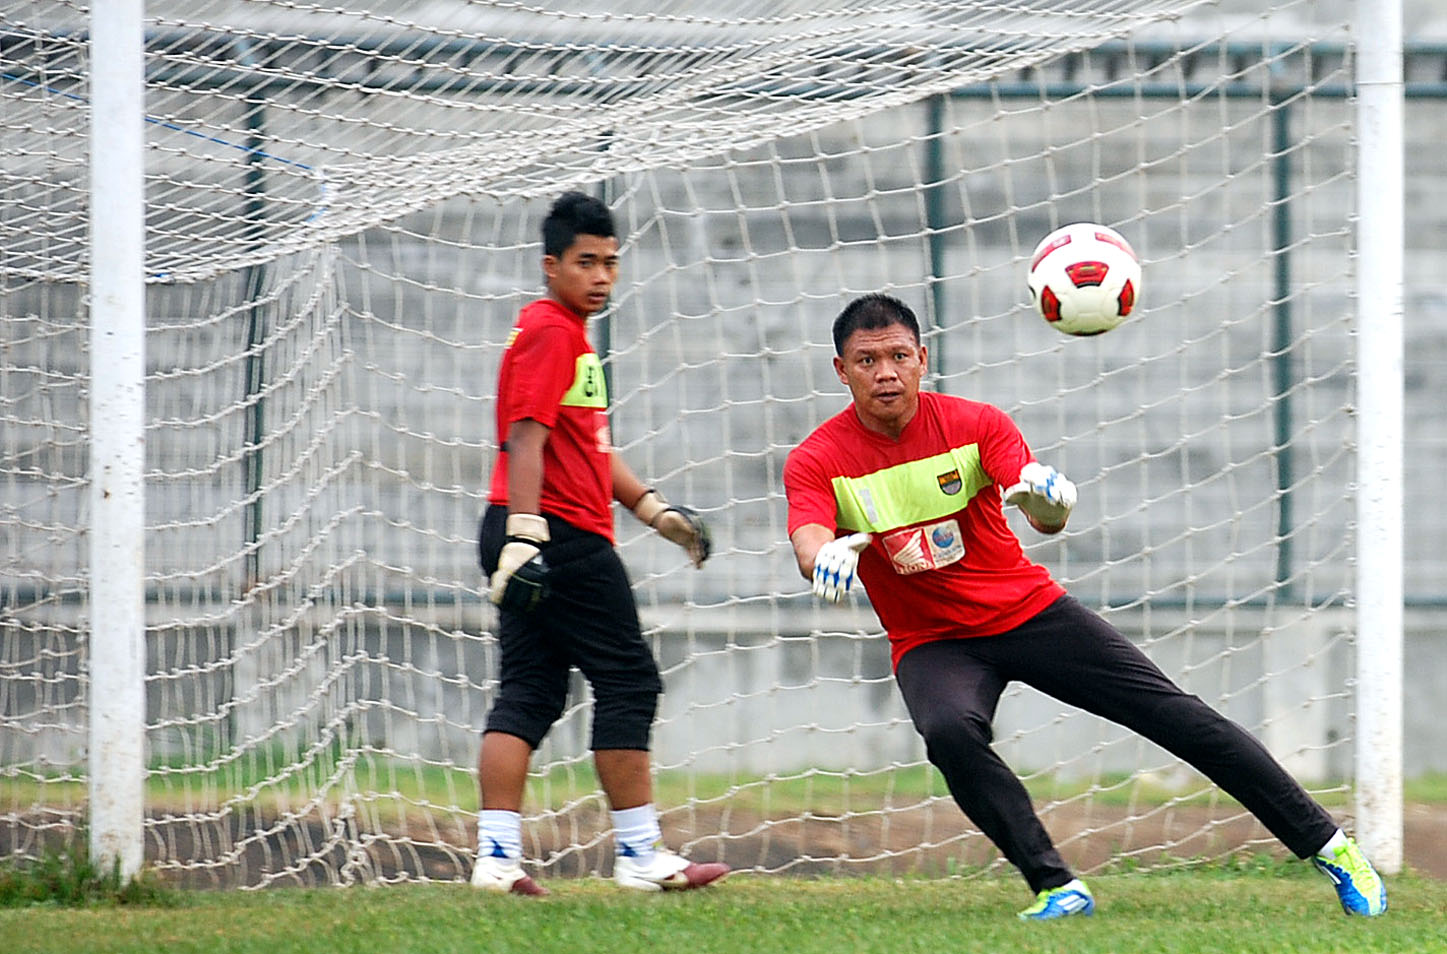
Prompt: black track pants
<box><xmin>893</xmin><ymin>595</ymin><xmax>1338</xmax><ymax>893</ymax></box>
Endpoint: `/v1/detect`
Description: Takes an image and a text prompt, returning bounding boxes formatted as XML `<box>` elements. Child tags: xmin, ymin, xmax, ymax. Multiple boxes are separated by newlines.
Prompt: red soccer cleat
<box><xmin>613</xmin><ymin>848</ymin><xmax>730</xmax><ymax>891</ymax></box>
<box><xmin>471</xmin><ymin>855</ymin><xmax>549</xmax><ymax>897</ymax></box>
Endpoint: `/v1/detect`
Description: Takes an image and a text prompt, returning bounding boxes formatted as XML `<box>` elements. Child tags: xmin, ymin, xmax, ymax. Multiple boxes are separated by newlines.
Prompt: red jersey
<box><xmin>487</xmin><ymin>298</ymin><xmax>614</xmax><ymax>540</ymax></box>
<box><xmin>784</xmin><ymin>390</ymin><xmax>1065</xmax><ymax>669</ymax></box>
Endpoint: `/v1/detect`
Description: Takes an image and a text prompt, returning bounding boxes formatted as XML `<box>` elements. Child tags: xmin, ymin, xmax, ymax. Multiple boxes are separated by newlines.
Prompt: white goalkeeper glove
<box><xmin>812</xmin><ymin>532</ymin><xmax>872</xmax><ymax>602</ymax></box>
<box><xmin>489</xmin><ymin>513</ymin><xmax>550</xmax><ymax>613</ymax></box>
<box><xmin>632</xmin><ymin>489</ymin><xmax>711</xmax><ymax>568</ymax></box>
<box><xmin>1003</xmin><ymin>462</ymin><xmax>1077</xmax><ymax>529</ymax></box>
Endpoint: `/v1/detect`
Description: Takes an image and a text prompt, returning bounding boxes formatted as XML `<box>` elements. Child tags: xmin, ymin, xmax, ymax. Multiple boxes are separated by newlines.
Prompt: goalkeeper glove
<box><xmin>812</xmin><ymin>532</ymin><xmax>872</xmax><ymax>602</ymax></box>
<box><xmin>632</xmin><ymin>489</ymin><xmax>711</xmax><ymax>567</ymax></box>
<box><xmin>488</xmin><ymin>513</ymin><xmax>550</xmax><ymax>613</ymax></box>
<box><xmin>1003</xmin><ymin>462</ymin><xmax>1077</xmax><ymax>529</ymax></box>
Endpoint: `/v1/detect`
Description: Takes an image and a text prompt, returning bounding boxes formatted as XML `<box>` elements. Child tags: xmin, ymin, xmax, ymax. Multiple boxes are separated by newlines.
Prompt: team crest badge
<box><xmin>937</xmin><ymin>469</ymin><xmax>962</xmax><ymax>495</ymax></box>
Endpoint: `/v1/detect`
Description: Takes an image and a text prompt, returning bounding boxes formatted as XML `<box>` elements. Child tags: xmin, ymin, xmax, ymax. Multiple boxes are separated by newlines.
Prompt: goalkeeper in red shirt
<box><xmin>472</xmin><ymin>192</ymin><xmax>727</xmax><ymax>895</ymax></box>
<box><xmin>783</xmin><ymin>292</ymin><xmax>1386</xmax><ymax>920</ymax></box>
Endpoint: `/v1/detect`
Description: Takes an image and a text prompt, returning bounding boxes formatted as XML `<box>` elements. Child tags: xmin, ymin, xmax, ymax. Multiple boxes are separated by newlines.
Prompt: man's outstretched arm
<box><xmin>791</xmin><ymin>523</ymin><xmax>870</xmax><ymax>602</ymax></box>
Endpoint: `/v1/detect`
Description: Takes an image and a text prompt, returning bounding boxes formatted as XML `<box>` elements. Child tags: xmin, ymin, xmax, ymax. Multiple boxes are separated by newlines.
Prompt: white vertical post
<box><xmin>88</xmin><ymin>0</ymin><xmax>147</xmax><ymax>880</ymax></box>
<box><xmin>1354</xmin><ymin>0</ymin><xmax>1404</xmax><ymax>874</ymax></box>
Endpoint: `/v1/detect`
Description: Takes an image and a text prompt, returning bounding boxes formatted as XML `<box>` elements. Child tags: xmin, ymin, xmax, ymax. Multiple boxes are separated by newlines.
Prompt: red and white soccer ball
<box><xmin>1026</xmin><ymin>222</ymin><xmax>1141</xmax><ymax>336</ymax></box>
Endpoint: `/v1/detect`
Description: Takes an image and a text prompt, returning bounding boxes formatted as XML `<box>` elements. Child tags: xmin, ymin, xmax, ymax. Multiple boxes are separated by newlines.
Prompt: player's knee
<box><xmin>590</xmin><ymin>684</ymin><xmax>661</xmax><ymax>750</ymax></box>
<box><xmin>484</xmin><ymin>709</ymin><xmax>555</xmax><ymax>750</ymax></box>
<box><xmin>486</xmin><ymin>694</ymin><xmax>567</xmax><ymax>749</ymax></box>
<box><xmin>918</xmin><ymin>711</ymin><xmax>994</xmax><ymax>756</ymax></box>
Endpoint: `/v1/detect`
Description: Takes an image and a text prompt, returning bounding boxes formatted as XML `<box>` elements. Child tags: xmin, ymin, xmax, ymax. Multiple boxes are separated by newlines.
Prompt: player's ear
<box><xmin>833</xmin><ymin>354</ymin><xmax>847</xmax><ymax>385</ymax></box>
<box><xmin>542</xmin><ymin>254</ymin><xmax>559</xmax><ymax>282</ymax></box>
<box><xmin>918</xmin><ymin>343</ymin><xmax>927</xmax><ymax>371</ymax></box>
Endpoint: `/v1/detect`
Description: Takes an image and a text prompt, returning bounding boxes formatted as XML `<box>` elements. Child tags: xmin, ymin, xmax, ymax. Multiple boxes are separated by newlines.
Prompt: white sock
<box><xmin>1316</xmin><ymin>828</ymin><xmax>1348</xmax><ymax>859</ymax></box>
<box><xmin>611</xmin><ymin>804</ymin><xmax>662</xmax><ymax>862</ymax></box>
<box><xmin>478</xmin><ymin>809</ymin><xmax>523</xmax><ymax>860</ymax></box>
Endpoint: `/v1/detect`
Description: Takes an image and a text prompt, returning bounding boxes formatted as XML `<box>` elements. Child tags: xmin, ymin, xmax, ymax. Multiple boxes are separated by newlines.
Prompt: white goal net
<box><xmin>0</xmin><ymin>0</ymin><xmax>1399</xmax><ymax>887</ymax></box>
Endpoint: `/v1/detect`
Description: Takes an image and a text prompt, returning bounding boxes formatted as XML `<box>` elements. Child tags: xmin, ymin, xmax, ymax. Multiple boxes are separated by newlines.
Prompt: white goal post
<box><xmin>0</xmin><ymin>0</ymin><xmax>1409</xmax><ymax>887</ymax></box>
<box><xmin>1351</xmin><ymin>0</ymin><xmax>1404</xmax><ymax>875</ymax></box>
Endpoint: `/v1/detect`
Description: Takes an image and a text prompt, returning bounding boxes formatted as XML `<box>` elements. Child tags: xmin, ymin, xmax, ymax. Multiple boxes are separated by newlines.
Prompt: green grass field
<box><xmin>3</xmin><ymin>865</ymin><xmax>1443</xmax><ymax>954</ymax></box>
<box><xmin>6</xmin><ymin>772</ymin><xmax>1444</xmax><ymax>952</ymax></box>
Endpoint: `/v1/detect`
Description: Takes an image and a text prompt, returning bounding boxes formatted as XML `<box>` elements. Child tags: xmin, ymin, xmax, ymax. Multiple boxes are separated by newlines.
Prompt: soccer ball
<box><xmin>1026</xmin><ymin>222</ymin><xmax>1141</xmax><ymax>336</ymax></box>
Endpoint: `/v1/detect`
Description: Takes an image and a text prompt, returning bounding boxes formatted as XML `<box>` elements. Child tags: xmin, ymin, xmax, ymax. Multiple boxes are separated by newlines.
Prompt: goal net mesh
<box><xmin>2</xmin><ymin>0</ymin><xmax>1367</xmax><ymax>886</ymax></box>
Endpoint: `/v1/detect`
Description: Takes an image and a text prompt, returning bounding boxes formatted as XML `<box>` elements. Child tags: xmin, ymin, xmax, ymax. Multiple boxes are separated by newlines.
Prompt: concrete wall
<box><xmin>5</xmin><ymin>601</ymin><xmax>1446</xmax><ymax>784</ymax></box>
<box><xmin>11</xmin><ymin>89</ymin><xmax>1443</xmax><ymax>603</ymax></box>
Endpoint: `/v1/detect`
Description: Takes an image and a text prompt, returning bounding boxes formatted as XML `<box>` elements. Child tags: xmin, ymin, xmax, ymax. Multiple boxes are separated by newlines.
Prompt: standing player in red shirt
<box><xmin>784</xmin><ymin>293</ymin><xmax>1386</xmax><ymax>920</ymax></box>
<box><xmin>471</xmin><ymin>192</ymin><xmax>728</xmax><ymax>895</ymax></box>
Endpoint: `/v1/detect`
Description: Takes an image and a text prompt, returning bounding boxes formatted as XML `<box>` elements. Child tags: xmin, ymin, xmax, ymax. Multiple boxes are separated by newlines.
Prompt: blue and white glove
<box><xmin>812</xmin><ymin>532</ymin><xmax>872</xmax><ymax>602</ymax></box>
<box><xmin>1003</xmin><ymin>462</ymin><xmax>1077</xmax><ymax>528</ymax></box>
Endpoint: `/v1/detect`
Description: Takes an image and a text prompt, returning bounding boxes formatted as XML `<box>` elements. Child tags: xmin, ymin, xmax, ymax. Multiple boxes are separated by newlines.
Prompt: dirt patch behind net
<box><xmin>10</xmin><ymin>798</ymin><xmax>1442</xmax><ymax>888</ymax></box>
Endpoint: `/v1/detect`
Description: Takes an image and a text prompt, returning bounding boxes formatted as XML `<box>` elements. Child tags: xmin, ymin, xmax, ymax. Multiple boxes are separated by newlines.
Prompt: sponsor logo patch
<box><xmin>881</xmin><ymin>519</ymin><xmax>965</xmax><ymax>575</ymax></box>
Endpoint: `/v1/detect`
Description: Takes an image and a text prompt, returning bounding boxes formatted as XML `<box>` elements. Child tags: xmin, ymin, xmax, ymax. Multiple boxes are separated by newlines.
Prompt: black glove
<box><xmin>488</xmin><ymin>513</ymin><xmax>550</xmax><ymax>612</ymax></box>
<box><xmin>632</xmin><ymin>489</ymin><xmax>711</xmax><ymax>568</ymax></box>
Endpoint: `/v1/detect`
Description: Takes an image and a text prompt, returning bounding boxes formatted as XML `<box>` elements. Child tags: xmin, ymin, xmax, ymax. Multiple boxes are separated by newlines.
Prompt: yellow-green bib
<box><xmin>559</xmin><ymin>353</ymin><xmax>607</xmax><ymax>409</ymax></box>
<box><xmin>831</xmin><ymin>444</ymin><xmax>990</xmax><ymax>532</ymax></box>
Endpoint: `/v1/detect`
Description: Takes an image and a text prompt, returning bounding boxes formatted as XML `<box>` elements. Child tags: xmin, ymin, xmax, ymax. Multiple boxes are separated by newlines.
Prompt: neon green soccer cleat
<box><xmin>1313</xmin><ymin>837</ymin><xmax>1387</xmax><ymax>916</ymax></box>
<box><xmin>1017</xmin><ymin>878</ymin><xmax>1095</xmax><ymax>920</ymax></box>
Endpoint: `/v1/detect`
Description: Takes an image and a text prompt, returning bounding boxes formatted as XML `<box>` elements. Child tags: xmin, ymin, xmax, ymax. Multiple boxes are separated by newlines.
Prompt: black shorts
<box><xmin>478</xmin><ymin>505</ymin><xmax>663</xmax><ymax>750</ymax></box>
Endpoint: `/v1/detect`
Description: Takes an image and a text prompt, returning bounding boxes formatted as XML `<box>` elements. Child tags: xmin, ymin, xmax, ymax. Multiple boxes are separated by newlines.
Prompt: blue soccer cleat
<box><xmin>1018</xmin><ymin>878</ymin><xmax>1095</xmax><ymax>920</ymax></box>
<box><xmin>1313</xmin><ymin>837</ymin><xmax>1387</xmax><ymax>916</ymax></box>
